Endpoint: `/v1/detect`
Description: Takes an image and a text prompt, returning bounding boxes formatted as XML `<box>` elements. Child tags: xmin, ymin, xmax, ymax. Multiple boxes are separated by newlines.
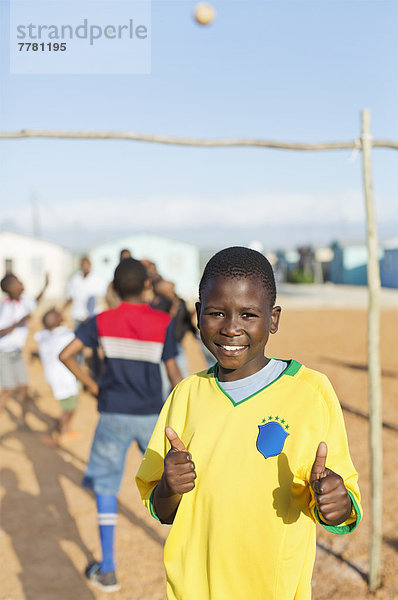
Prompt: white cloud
<box><xmin>1</xmin><ymin>189</ymin><xmax>395</xmax><ymax>234</ymax></box>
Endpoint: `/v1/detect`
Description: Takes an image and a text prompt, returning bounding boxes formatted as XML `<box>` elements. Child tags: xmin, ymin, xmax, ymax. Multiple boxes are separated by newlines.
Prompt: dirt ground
<box><xmin>0</xmin><ymin>302</ymin><xmax>397</xmax><ymax>600</ymax></box>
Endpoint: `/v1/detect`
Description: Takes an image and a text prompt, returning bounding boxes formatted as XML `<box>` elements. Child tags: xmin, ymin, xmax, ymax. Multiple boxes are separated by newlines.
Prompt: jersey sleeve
<box><xmin>17</xmin><ymin>296</ymin><xmax>36</xmax><ymax>319</ymax></box>
<box><xmin>307</xmin><ymin>375</ymin><xmax>362</xmax><ymax>534</ymax></box>
<box><xmin>161</xmin><ymin>319</ymin><xmax>178</xmax><ymax>362</ymax></box>
<box><xmin>25</xmin><ymin>297</ymin><xmax>37</xmax><ymax>314</ymax></box>
<box><xmin>136</xmin><ymin>379</ymin><xmax>190</xmax><ymax>520</ymax></box>
<box><xmin>62</xmin><ymin>329</ymin><xmax>76</xmax><ymax>346</ymax></box>
<box><xmin>75</xmin><ymin>316</ymin><xmax>98</xmax><ymax>348</ymax></box>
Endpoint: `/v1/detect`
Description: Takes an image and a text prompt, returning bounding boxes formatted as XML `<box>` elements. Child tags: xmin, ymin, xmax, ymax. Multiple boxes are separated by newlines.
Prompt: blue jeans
<box><xmin>83</xmin><ymin>412</ymin><xmax>158</xmax><ymax>494</ymax></box>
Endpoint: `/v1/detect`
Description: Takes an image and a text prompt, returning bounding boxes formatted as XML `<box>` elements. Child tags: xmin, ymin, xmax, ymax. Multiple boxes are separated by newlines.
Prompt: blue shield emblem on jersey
<box><xmin>256</xmin><ymin>422</ymin><xmax>289</xmax><ymax>459</ymax></box>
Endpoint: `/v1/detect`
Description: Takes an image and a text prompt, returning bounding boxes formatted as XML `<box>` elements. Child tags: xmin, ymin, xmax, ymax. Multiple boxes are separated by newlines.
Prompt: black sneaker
<box><xmin>85</xmin><ymin>562</ymin><xmax>121</xmax><ymax>592</ymax></box>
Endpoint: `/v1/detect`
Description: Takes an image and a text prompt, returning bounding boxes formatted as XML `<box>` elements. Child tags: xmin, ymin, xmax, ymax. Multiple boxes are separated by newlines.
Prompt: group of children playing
<box><xmin>0</xmin><ymin>247</ymin><xmax>362</xmax><ymax>599</ymax></box>
<box><xmin>0</xmin><ymin>271</ymin><xmax>79</xmax><ymax>441</ymax></box>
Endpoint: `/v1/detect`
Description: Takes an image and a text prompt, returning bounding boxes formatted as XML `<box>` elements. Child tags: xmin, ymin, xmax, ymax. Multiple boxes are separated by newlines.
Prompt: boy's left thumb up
<box><xmin>310</xmin><ymin>442</ymin><xmax>328</xmax><ymax>490</ymax></box>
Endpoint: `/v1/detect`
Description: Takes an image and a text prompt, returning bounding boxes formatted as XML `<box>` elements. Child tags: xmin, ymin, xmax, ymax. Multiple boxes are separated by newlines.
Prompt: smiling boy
<box><xmin>136</xmin><ymin>246</ymin><xmax>361</xmax><ymax>600</ymax></box>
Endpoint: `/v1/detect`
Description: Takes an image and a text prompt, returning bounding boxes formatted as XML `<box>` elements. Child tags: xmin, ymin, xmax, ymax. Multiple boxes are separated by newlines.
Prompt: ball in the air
<box><xmin>194</xmin><ymin>2</ymin><xmax>216</xmax><ymax>26</ymax></box>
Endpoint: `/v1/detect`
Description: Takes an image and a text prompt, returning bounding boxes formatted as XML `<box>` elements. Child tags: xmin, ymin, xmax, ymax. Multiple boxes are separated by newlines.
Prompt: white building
<box><xmin>90</xmin><ymin>233</ymin><xmax>200</xmax><ymax>301</ymax></box>
<box><xmin>0</xmin><ymin>231</ymin><xmax>74</xmax><ymax>300</ymax></box>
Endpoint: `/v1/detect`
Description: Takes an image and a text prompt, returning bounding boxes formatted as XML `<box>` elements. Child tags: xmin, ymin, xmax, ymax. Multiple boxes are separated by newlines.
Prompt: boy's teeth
<box><xmin>222</xmin><ymin>345</ymin><xmax>245</xmax><ymax>351</ymax></box>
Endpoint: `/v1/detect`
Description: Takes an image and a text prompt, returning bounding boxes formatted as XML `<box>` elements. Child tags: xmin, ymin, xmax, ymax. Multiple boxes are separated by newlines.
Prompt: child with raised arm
<box><xmin>0</xmin><ymin>273</ymin><xmax>48</xmax><ymax>420</ymax></box>
<box><xmin>136</xmin><ymin>246</ymin><xmax>362</xmax><ymax>600</ymax></box>
<box><xmin>60</xmin><ymin>257</ymin><xmax>182</xmax><ymax>593</ymax></box>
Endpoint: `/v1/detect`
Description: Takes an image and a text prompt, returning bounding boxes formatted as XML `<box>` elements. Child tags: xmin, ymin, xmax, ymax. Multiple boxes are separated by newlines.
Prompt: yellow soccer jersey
<box><xmin>136</xmin><ymin>360</ymin><xmax>362</xmax><ymax>600</ymax></box>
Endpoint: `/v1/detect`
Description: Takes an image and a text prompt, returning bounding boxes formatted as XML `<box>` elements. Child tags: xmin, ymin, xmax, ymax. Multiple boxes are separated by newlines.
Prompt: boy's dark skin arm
<box><xmin>59</xmin><ymin>337</ymin><xmax>99</xmax><ymax>397</ymax></box>
<box><xmin>164</xmin><ymin>358</ymin><xmax>183</xmax><ymax>389</ymax></box>
<box><xmin>0</xmin><ymin>315</ymin><xmax>29</xmax><ymax>337</ymax></box>
<box><xmin>310</xmin><ymin>442</ymin><xmax>353</xmax><ymax>525</ymax></box>
<box><xmin>153</xmin><ymin>427</ymin><xmax>196</xmax><ymax>524</ymax></box>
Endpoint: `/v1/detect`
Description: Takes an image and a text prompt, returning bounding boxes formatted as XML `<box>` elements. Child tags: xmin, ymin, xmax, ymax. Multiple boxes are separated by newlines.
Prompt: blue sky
<box><xmin>0</xmin><ymin>0</ymin><xmax>397</xmax><ymax>250</ymax></box>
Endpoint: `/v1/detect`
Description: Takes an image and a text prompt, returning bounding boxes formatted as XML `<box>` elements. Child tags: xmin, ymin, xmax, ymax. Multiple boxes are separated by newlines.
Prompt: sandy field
<box><xmin>0</xmin><ymin>295</ymin><xmax>397</xmax><ymax>600</ymax></box>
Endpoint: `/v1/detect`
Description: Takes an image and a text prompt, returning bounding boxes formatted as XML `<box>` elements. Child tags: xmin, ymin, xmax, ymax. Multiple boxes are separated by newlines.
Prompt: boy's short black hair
<box><xmin>0</xmin><ymin>273</ymin><xmax>17</xmax><ymax>293</ymax></box>
<box><xmin>199</xmin><ymin>246</ymin><xmax>276</xmax><ymax>306</ymax></box>
<box><xmin>113</xmin><ymin>257</ymin><xmax>147</xmax><ymax>299</ymax></box>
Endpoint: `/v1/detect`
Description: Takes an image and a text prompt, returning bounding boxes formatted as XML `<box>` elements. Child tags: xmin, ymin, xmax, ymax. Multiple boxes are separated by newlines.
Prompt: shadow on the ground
<box><xmin>385</xmin><ymin>537</ymin><xmax>398</xmax><ymax>553</ymax></box>
<box><xmin>0</xmin><ymin>400</ymin><xmax>164</xmax><ymax>600</ymax></box>
<box><xmin>58</xmin><ymin>445</ymin><xmax>166</xmax><ymax>547</ymax></box>
<box><xmin>316</xmin><ymin>541</ymin><xmax>368</xmax><ymax>583</ymax></box>
<box><xmin>0</xmin><ymin>425</ymin><xmax>96</xmax><ymax>599</ymax></box>
<box><xmin>315</xmin><ymin>361</ymin><xmax>398</xmax><ymax>432</ymax></box>
<box><xmin>320</xmin><ymin>356</ymin><xmax>398</xmax><ymax>379</ymax></box>
<box><xmin>339</xmin><ymin>403</ymin><xmax>398</xmax><ymax>433</ymax></box>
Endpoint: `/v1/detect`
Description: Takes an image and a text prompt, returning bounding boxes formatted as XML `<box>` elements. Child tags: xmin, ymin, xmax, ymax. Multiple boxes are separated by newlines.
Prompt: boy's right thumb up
<box><xmin>165</xmin><ymin>426</ymin><xmax>186</xmax><ymax>452</ymax></box>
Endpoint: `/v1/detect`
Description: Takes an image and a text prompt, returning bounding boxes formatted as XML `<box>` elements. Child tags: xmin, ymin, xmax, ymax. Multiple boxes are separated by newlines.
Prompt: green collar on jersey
<box><xmin>207</xmin><ymin>359</ymin><xmax>302</xmax><ymax>407</ymax></box>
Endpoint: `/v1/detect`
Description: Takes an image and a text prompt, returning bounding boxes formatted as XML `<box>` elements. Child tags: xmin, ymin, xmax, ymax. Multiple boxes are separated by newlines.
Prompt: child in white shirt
<box><xmin>35</xmin><ymin>308</ymin><xmax>79</xmax><ymax>443</ymax></box>
<box><xmin>0</xmin><ymin>273</ymin><xmax>48</xmax><ymax>421</ymax></box>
